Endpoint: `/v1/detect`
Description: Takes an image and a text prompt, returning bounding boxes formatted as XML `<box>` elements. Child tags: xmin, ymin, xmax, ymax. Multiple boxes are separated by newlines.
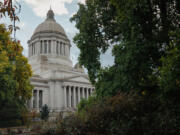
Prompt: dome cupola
<box><xmin>46</xmin><ymin>9</ymin><xmax>55</xmax><ymax>21</ymax></box>
<box><xmin>28</xmin><ymin>9</ymin><xmax>72</xmax><ymax>74</ymax></box>
<box><xmin>31</xmin><ymin>9</ymin><xmax>67</xmax><ymax>39</ymax></box>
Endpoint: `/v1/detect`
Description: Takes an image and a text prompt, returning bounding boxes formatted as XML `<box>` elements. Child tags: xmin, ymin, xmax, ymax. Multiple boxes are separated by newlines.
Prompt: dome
<box><xmin>32</xmin><ymin>9</ymin><xmax>66</xmax><ymax>37</ymax></box>
<box><xmin>74</xmin><ymin>63</ymin><xmax>84</xmax><ymax>73</ymax></box>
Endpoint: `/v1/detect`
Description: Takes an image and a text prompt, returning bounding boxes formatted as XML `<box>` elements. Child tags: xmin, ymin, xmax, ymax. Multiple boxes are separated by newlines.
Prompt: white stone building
<box><xmin>27</xmin><ymin>9</ymin><xmax>94</xmax><ymax>114</ymax></box>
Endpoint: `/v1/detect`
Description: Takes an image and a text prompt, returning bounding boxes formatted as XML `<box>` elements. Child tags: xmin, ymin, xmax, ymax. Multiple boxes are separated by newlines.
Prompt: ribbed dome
<box><xmin>33</xmin><ymin>9</ymin><xmax>66</xmax><ymax>36</ymax></box>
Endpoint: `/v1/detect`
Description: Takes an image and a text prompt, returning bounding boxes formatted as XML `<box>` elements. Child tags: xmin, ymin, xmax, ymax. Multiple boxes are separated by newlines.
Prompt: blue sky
<box><xmin>1</xmin><ymin>0</ymin><xmax>114</xmax><ymax>67</ymax></box>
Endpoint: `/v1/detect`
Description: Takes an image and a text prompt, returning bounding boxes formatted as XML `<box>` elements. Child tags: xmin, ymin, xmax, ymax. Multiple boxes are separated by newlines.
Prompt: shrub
<box><xmin>42</xmin><ymin>127</ymin><xmax>56</xmax><ymax>135</ymax></box>
<box><xmin>40</xmin><ymin>104</ymin><xmax>50</xmax><ymax>121</ymax></box>
<box><xmin>53</xmin><ymin>92</ymin><xmax>180</xmax><ymax>135</ymax></box>
<box><xmin>0</xmin><ymin>99</ymin><xmax>28</xmax><ymax>128</ymax></box>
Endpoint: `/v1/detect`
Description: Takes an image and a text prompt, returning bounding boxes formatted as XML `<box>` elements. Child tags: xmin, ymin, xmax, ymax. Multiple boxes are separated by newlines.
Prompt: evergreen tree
<box><xmin>40</xmin><ymin>104</ymin><xmax>50</xmax><ymax>121</ymax></box>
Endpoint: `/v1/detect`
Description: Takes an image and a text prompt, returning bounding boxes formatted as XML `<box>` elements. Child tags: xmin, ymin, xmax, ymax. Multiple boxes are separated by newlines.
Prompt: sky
<box><xmin>1</xmin><ymin>0</ymin><xmax>114</xmax><ymax>67</ymax></box>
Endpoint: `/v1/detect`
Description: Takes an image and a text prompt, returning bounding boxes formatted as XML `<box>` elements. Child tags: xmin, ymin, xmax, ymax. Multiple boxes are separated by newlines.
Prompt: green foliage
<box><xmin>45</xmin><ymin>0</ymin><xmax>179</xmax><ymax>134</ymax></box>
<box><xmin>0</xmin><ymin>24</ymin><xmax>33</xmax><ymax>127</ymax></box>
<box><xmin>40</xmin><ymin>104</ymin><xmax>50</xmax><ymax>121</ymax></box>
<box><xmin>53</xmin><ymin>93</ymin><xmax>180</xmax><ymax>135</ymax></box>
<box><xmin>0</xmin><ymin>24</ymin><xmax>33</xmax><ymax>100</ymax></box>
<box><xmin>0</xmin><ymin>99</ymin><xmax>27</xmax><ymax>127</ymax></box>
<box><xmin>78</xmin><ymin>96</ymin><xmax>97</xmax><ymax>112</ymax></box>
<box><xmin>42</xmin><ymin>127</ymin><xmax>56</xmax><ymax>135</ymax></box>
<box><xmin>71</xmin><ymin>0</ymin><xmax>180</xmax><ymax>97</ymax></box>
<box><xmin>159</xmin><ymin>29</ymin><xmax>180</xmax><ymax>99</ymax></box>
<box><xmin>56</xmin><ymin>114</ymin><xmax>85</xmax><ymax>135</ymax></box>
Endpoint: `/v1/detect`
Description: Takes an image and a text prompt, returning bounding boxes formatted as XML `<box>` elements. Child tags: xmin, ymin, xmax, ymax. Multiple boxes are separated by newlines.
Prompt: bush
<box><xmin>42</xmin><ymin>127</ymin><xmax>56</xmax><ymax>135</ymax></box>
<box><xmin>40</xmin><ymin>104</ymin><xmax>50</xmax><ymax>121</ymax></box>
<box><xmin>53</xmin><ymin>92</ymin><xmax>180</xmax><ymax>135</ymax></box>
<box><xmin>0</xmin><ymin>99</ymin><xmax>28</xmax><ymax>128</ymax></box>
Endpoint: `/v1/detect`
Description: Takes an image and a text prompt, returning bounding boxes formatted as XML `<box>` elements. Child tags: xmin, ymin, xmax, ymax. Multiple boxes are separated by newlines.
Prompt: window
<box><xmin>44</xmin><ymin>40</ymin><xmax>47</xmax><ymax>54</ymax></box>
<box><xmin>64</xmin><ymin>43</ymin><xmax>66</xmax><ymax>56</ymax></box>
<box><xmin>56</xmin><ymin>41</ymin><xmax>59</xmax><ymax>54</ymax></box>
<box><xmin>60</xmin><ymin>42</ymin><xmax>62</xmax><ymax>55</ymax></box>
<box><xmin>33</xmin><ymin>90</ymin><xmax>36</xmax><ymax>108</ymax></box>
<box><xmin>48</xmin><ymin>40</ymin><xmax>51</xmax><ymax>53</ymax></box>
<box><xmin>39</xmin><ymin>90</ymin><xmax>43</xmax><ymax>108</ymax></box>
<box><xmin>40</xmin><ymin>41</ymin><xmax>43</xmax><ymax>54</ymax></box>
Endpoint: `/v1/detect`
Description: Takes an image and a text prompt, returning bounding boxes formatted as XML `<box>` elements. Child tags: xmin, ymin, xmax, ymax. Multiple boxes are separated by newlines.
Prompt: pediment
<box><xmin>64</xmin><ymin>75</ymin><xmax>91</xmax><ymax>84</ymax></box>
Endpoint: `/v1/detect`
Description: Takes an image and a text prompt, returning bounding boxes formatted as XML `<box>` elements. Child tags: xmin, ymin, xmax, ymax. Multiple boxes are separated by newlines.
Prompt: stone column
<box><xmin>82</xmin><ymin>87</ymin><xmax>85</xmax><ymax>99</ymax></box>
<box><xmin>53</xmin><ymin>40</ymin><xmax>56</xmax><ymax>55</ymax></box>
<box><xmin>32</xmin><ymin>43</ymin><xmax>34</xmax><ymax>55</ymax></box>
<box><xmin>28</xmin><ymin>45</ymin><xmax>30</xmax><ymax>57</ymax></box>
<box><xmin>38</xmin><ymin>41</ymin><xmax>40</xmax><ymax>55</ymax></box>
<box><xmin>73</xmin><ymin>86</ymin><xmax>76</xmax><ymax>107</ymax></box>
<box><xmin>37</xmin><ymin>90</ymin><xmax>39</xmax><ymax>108</ymax></box>
<box><xmin>64</xmin><ymin>86</ymin><xmax>67</xmax><ymax>108</ymax></box>
<box><xmin>69</xmin><ymin>86</ymin><xmax>71</xmax><ymax>108</ymax></box>
<box><xmin>34</xmin><ymin>43</ymin><xmax>36</xmax><ymax>55</ymax></box>
<box><xmin>29</xmin><ymin>45</ymin><xmax>31</xmax><ymax>57</ymax></box>
<box><xmin>68</xmin><ymin>45</ymin><xmax>70</xmax><ymax>58</ymax></box>
<box><xmin>78</xmin><ymin>87</ymin><xmax>80</xmax><ymax>103</ymax></box>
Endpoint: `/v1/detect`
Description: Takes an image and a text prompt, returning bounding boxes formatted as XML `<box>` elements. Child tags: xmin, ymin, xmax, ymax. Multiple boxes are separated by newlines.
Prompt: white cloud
<box><xmin>24</xmin><ymin>0</ymin><xmax>73</xmax><ymax>17</ymax></box>
<box><xmin>17</xmin><ymin>21</ymin><xmax>26</xmax><ymax>29</ymax></box>
<box><xmin>77</xmin><ymin>0</ymin><xmax>85</xmax><ymax>4</ymax></box>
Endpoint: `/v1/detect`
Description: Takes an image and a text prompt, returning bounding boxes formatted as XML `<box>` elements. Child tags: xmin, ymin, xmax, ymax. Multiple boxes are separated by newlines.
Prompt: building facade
<box><xmin>27</xmin><ymin>9</ymin><xmax>94</xmax><ymax>114</ymax></box>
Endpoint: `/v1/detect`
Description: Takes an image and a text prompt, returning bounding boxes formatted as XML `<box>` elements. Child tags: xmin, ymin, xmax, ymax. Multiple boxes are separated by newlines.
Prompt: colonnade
<box><xmin>63</xmin><ymin>86</ymin><xmax>94</xmax><ymax>108</ymax></box>
<box><xmin>29</xmin><ymin>40</ymin><xmax>69</xmax><ymax>57</ymax></box>
<box><xmin>29</xmin><ymin>90</ymin><xmax>43</xmax><ymax>109</ymax></box>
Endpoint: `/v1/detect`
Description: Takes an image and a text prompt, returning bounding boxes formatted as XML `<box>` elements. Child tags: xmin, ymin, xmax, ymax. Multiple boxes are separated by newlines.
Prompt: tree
<box><xmin>0</xmin><ymin>24</ymin><xmax>33</xmax><ymax>127</ymax></box>
<box><xmin>159</xmin><ymin>29</ymin><xmax>180</xmax><ymax>100</ymax></box>
<box><xmin>40</xmin><ymin>104</ymin><xmax>50</xmax><ymax>121</ymax></box>
<box><xmin>71</xmin><ymin>0</ymin><xmax>180</xmax><ymax>97</ymax></box>
<box><xmin>0</xmin><ymin>24</ymin><xmax>33</xmax><ymax>100</ymax></box>
<box><xmin>0</xmin><ymin>0</ymin><xmax>20</xmax><ymax>37</ymax></box>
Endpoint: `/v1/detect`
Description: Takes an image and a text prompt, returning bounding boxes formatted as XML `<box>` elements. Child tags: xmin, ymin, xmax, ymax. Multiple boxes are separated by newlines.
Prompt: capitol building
<box><xmin>27</xmin><ymin>9</ymin><xmax>94</xmax><ymax>114</ymax></box>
